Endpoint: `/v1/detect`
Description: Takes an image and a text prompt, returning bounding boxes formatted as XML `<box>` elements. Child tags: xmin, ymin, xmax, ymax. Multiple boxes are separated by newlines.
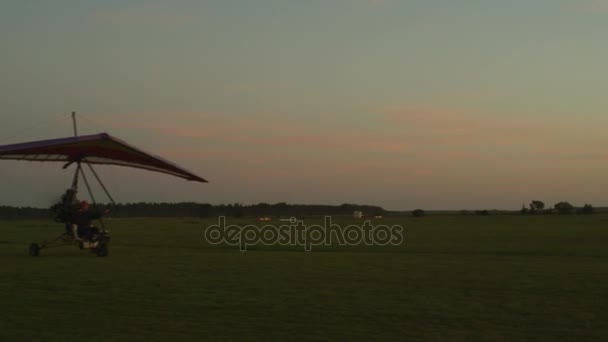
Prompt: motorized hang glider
<box><xmin>0</xmin><ymin>112</ymin><xmax>207</xmax><ymax>256</ymax></box>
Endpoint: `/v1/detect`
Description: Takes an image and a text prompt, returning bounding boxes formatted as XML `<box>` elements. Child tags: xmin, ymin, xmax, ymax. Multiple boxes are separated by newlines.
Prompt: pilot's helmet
<box><xmin>79</xmin><ymin>200</ymin><xmax>90</xmax><ymax>210</ymax></box>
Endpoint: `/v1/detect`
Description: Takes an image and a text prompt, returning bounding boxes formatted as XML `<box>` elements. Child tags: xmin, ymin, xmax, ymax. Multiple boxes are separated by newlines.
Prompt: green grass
<box><xmin>1</xmin><ymin>215</ymin><xmax>607</xmax><ymax>341</ymax></box>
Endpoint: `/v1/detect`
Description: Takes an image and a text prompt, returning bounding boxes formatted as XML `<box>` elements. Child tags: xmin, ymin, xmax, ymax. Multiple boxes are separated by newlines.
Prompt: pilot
<box><xmin>71</xmin><ymin>200</ymin><xmax>108</xmax><ymax>241</ymax></box>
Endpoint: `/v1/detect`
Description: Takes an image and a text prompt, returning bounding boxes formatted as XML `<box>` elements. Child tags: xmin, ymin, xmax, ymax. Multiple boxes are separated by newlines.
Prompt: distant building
<box><xmin>353</xmin><ymin>211</ymin><xmax>363</xmax><ymax>219</ymax></box>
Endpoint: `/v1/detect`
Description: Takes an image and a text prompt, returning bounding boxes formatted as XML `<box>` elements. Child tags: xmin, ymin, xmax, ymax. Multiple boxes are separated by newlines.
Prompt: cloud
<box><xmin>380</xmin><ymin>105</ymin><xmax>608</xmax><ymax>167</ymax></box>
<box><xmin>95</xmin><ymin>107</ymin><xmax>608</xmax><ymax>171</ymax></box>
<box><xmin>384</xmin><ymin>107</ymin><xmax>551</xmax><ymax>144</ymax></box>
<box><xmin>96</xmin><ymin>113</ymin><xmax>411</xmax><ymax>156</ymax></box>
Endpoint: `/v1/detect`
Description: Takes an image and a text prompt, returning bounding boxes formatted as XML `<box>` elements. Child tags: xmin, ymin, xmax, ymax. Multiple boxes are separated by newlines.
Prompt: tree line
<box><xmin>0</xmin><ymin>202</ymin><xmax>385</xmax><ymax>220</ymax></box>
<box><xmin>411</xmin><ymin>200</ymin><xmax>597</xmax><ymax>217</ymax></box>
<box><xmin>521</xmin><ymin>200</ymin><xmax>594</xmax><ymax>215</ymax></box>
<box><xmin>0</xmin><ymin>201</ymin><xmax>599</xmax><ymax>220</ymax></box>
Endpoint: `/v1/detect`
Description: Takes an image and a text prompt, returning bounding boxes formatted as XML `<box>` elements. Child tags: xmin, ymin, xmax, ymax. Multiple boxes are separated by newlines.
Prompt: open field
<box><xmin>1</xmin><ymin>215</ymin><xmax>607</xmax><ymax>341</ymax></box>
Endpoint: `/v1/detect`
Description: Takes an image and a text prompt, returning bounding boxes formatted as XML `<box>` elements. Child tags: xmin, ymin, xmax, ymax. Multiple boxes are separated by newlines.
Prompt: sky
<box><xmin>1</xmin><ymin>0</ymin><xmax>607</xmax><ymax>210</ymax></box>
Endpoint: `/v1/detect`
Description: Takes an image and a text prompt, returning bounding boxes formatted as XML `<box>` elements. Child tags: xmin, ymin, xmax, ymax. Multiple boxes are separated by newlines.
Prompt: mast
<box><xmin>71</xmin><ymin>111</ymin><xmax>80</xmax><ymax>190</ymax></box>
<box><xmin>72</xmin><ymin>111</ymin><xmax>78</xmax><ymax>136</ymax></box>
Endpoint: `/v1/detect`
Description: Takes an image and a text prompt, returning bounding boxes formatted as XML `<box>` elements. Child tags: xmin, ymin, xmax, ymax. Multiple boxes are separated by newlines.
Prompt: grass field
<box><xmin>1</xmin><ymin>215</ymin><xmax>607</xmax><ymax>341</ymax></box>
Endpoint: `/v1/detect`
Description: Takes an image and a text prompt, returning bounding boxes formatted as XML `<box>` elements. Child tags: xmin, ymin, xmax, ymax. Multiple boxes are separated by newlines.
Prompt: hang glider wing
<box><xmin>0</xmin><ymin>133</ymin><xmax>207</xmax><ymax>183</ymax></box>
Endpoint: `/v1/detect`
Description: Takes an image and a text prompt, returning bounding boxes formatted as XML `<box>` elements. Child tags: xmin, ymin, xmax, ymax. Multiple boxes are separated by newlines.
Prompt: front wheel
<box><xmin>29</xmin><ymin>243</ymin><xmax>40</xmax><ymax>256</ymax></box>
<box><xmin>96</xmin><ymin>242</ymin><xmax>109</xmax><ymax>257</ymax></box>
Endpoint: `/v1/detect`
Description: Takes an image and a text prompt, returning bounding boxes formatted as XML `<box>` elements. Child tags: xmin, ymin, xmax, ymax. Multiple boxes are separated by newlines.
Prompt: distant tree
<box><xmin>475</xmin><ymin>210</ymin><xmax>489</xmax><ymax>216</ymax></box>
<box><xmin>520</xmin><ymin>205</ymin><xmax>529</xmax><ymax>215</ymax></box>
<box><xmin>554</xmin><ymin>202</ymin><xmax>574</xmax><ymax>215</ymax></box>
<box><xmin>580</xmin><ymin>204</ymin><xmax>594</xmax><ymax>215</ymax></box>
<box><xmin>529</xmin><ymin>200</ymin><xmax>545</xmax><ymax>214</ymax></box>
<box><xmin>412</xmin><ymin>209</ymin><xmax>425</xmax><ymax>217</ymax></box>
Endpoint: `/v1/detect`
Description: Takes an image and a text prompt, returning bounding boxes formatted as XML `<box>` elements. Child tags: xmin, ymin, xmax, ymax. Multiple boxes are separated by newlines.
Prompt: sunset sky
<box><xmin>1</xmin><ymin>0</ymin><xmax>607</xmax><ymax>210</ymax></box>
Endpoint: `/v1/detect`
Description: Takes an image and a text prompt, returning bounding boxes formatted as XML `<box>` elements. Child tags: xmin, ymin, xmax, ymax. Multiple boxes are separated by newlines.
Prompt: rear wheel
<box><xmin>96</xmin><ymin>242</ymin><xmax>108</xmax><ymax>257</ymax></box>
<box><xmin>29</xmin><ymin>243</ymin><xmax>40</xmax><ymax>256</ymax></box>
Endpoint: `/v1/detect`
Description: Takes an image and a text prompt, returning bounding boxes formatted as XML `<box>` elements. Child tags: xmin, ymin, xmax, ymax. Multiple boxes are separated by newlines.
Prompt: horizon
<box><xmin>1</xmin><ymin>0</ymin><xmax>607</xmax><ymax>210</ymax></box>
<box><xmin>1</xmin><ymin>199</ymin><xmax>604</xmax><ymax>214</ymax></box>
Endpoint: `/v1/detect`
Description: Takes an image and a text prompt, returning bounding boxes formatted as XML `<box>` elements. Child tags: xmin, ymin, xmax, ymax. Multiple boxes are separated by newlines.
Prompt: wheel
<box><xmin>96</xmin><ymin>242</ymin><xmax>109</xmax><ymax>257</ymax></box>
<box><xmin>29</xmin><ymin>243</ymin><xmax>40</xmax><ymax>256</ymax></box>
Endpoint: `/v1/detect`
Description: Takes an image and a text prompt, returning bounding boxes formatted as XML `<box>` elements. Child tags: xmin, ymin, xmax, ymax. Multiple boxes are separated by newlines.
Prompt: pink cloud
<box><xmin>97</xmin><ymin>114</ymin><xmax>410</xmax><ymax>155</ymax></box>
<box><xmin>93</xmin><ymin>108</ymin><xmax>608</xmax><ymax>187</ymax></box>
<box><xmin>382</xmin><ymin>106</ymin><xmax>565</xmax><ymax>146</ymax></box>
<box><xmin>384</xmin><ymin>106</ymin><xmax>536</xmax><ymax>133</ymax></box>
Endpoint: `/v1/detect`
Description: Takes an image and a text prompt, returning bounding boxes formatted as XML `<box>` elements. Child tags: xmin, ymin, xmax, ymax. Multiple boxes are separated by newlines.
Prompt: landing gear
<box><xmin>29</xmin><ymin>243</ymin><xmax>40</xmax><ymax>256</ymax></box>
<box><xmin>27</xmin><ymin>230</ymin><xmax>110</xmax><ymax>257</ymax></box>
